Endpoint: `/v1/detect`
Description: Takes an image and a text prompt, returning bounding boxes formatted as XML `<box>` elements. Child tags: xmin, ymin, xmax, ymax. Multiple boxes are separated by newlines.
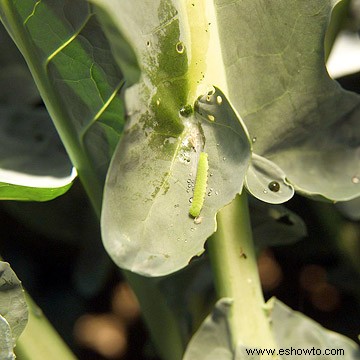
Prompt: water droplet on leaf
<box><xmin>268</xmin><ymin>181</ymin><xmax>280</xmax><ymax>192</ymax></box>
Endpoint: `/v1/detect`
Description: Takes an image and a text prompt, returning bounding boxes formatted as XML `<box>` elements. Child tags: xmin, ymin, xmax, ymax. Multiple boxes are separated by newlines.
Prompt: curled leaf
<box><xmin>245</xmin><ymin>154</ymin><xmax>294</xmax><ymax>204</ymax></box>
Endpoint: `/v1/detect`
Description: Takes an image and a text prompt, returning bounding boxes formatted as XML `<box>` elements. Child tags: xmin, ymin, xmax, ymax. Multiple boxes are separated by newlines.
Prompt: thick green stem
<box><xmin>208</xmin><ymin>192</ymin><xmax>276</xmax><ymax>349</ymax></box>
<box><xmin>124</xmin><ymin>272</ymin><xmax>184</xmax><ymax>360</ymax></box>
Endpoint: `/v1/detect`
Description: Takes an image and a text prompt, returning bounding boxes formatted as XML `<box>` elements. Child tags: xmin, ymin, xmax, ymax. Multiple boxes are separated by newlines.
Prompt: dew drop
<box><xmin>252</xmin><ymin>137</ymin><xmax>257</xmax><ymax>143</ymax></box>
<box><xmin>176</xmin><ymin>41</ymin><xmax>185</xmax><ymax>54</ymax></box>
<box><xmin>189</xmin><ymin>197</ymin><xmax>193</xmax><ymax>203</ymax></box>
<box><xmin>206</xmin><ymin>95</ymin><xmax>212</xmax><ymax>102</ymax></box>
<box><xmin>223</xmin><ymin>157</ymin><xmax>226</xmax><ymax>161</ymax></box>
<box><xmin>352</xmin><ymin>175</ymin><xmax>360</xmax><ymax>184</ymax></box>
<box><xmin>156</xmin><ymin>98</ymin><xmax>161</xmax><ymax>106</ymax></box>
<box><xmin>207</xmin><ymin>114</ymin><xmax>215</xmax><ymax>121</ymax></box>
<box><xmin>146</xmin><ymin>40</ymin><xmax>150</xmax><ymax>47</ymax></box>
<box><xmin>215</xmin><ymin>191</ymin><xmax>219</xmax><ymax>195</ymax></box>
<box><xmin>216</xmin><ymin>143</ymin><xmax>220</xmax><ymax>147</ymax></box>
<box><xmin>216</xmin><ymin>95</ymin><xmax>223</xmax><ymax>105</ymax></box>
<box><xmin>194</xmin><ymin>216</ymin><xmax>202</xmax><ymax>224</ymax></box>
<box><xmin>190</xmin><ymin>228</ymin><xmax>195</xmax><ymax>232</ymax></box>
<box><xmin>263</xmin><ymin>189</ymin><xmax>268</xmax><ymax>194</ymax></box>
<box><xmin>210</xmin><ymin>173</ymin><xmax>213</xmax><ymax>177</ymax></box>
<box><xmin>268</xmin><ymin>181</ymin><xmax>280</xmax><ymax>192</ymax></box>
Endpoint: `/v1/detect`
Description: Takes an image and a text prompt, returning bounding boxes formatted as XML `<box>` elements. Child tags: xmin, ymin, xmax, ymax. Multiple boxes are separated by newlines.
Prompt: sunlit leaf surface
<box><xmin>0</xmin><ymin>0</ymin><xmax>126</xmax><ymax>203</ymax></box>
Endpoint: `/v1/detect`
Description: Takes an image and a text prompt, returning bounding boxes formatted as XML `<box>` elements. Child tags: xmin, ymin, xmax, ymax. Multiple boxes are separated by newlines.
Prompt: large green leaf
<box><xmin>0</xmin><ymin>0</ymin><xmax>126</xmax><ymax>208</ymax></box>
<box><xmin>94</xmin><ymin>1</ymin><xmax>251</xmax><ymax>276</ymax></box>
<box><xmin>0</xmin><ymin>262</ymin><xmax>28</xmax><ymax>359</ymax></box>
<box><xmin>0</xmin><ymin>21</ymin><xmax>75</xmax><ymax>201</ymax></box>
<box><xmin>214</xmin><ymin>0</ymin><xmax>360</xmax><ymax>201</ymax></box>
<box><xmin>94</xmin><ymin>0</ymin><xmax>359</xmax><ymax>276</ymax></box>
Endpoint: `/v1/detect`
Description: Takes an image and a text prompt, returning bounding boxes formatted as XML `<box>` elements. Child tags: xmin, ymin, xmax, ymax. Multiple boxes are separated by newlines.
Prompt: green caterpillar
<box><xmin>189</xmin><ymin>152</ymin><xmax>208</xmax><ymax>218</ymax></box>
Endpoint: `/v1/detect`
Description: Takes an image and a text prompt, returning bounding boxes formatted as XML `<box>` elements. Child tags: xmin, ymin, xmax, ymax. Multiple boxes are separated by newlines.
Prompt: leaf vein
<box><xmin>80</xmin><ymin>80</ymin><xmax>125</xmax><ymax>142</ymax></box>
<box><xmin>23</xmin><ymin>0</ymin><xmax>41</xmax><ymax>25</ymax></box>
<box><xmin>45</xmin><ymin>13</ymin><xmax>94</xmax><ymax>67</ymax></box>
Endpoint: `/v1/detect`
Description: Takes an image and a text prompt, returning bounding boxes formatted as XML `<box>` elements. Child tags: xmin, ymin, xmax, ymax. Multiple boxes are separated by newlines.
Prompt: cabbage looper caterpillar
<box><xmin>189</xmin><ymin>152</ymin><xmax>208</xmax><ymax>218</ymax></box>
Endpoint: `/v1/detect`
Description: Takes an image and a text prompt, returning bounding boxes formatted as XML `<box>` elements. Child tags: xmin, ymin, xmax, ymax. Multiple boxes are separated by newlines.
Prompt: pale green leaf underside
<box><xmin>0</xmin><ymin>316</ymin><xmax>15</xmax><ymax>360</ymax></box>
<box><xmin>245</xmin><ymin>154</ymin><xmax>294</xmax><ymax>204</ymax></box>
<box><xmin>215</xmin><ymin>0</ymin><xmax>360</xmax><ymax>201</ymax></box>
<box><xmin>102</xmin><ymin>87</ymin><xmax>251</xmax><ymax>276</ymax></box>
<box><xmin>0</xmin><ymin>262</ymin><xmax>28</xmax><ymax>358</ymax></box>
<box><xmin>184</xmin><ymin>298</ymin><xmax>360</xmax><ymax>360</ymax></box>
<box><xmin>95</xmin><ymin>0</ymin><xmax>251</xmax><ymax>276</ymax></box>
<box><xmin>96</xmin><ymin>0</ymin><xmax>359</xmax><ymax>276</ymax></box>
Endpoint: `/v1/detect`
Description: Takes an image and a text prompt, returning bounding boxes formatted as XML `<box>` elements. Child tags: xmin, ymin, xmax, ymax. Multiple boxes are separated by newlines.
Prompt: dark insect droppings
<box><xmin>268</xmin><ymin>181</ymin><xmax>280</xmax><ymax>192</ymax></box>
<box><xmin>180</xmin><ymin>104</ymin><xmax>193</xmax><ymax>117</ymax></box>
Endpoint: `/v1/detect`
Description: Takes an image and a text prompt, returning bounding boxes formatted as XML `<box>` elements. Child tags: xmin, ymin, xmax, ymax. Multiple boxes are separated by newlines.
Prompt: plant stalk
<box><xmin>208</xmin><ymin>192</ymin><xmax>276</xmax><ymax>349</ymax></box>
<box><xmin>15</xmin><ymin>294</ymin><xmax>77</xmax><ymax>360</ymax></box>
